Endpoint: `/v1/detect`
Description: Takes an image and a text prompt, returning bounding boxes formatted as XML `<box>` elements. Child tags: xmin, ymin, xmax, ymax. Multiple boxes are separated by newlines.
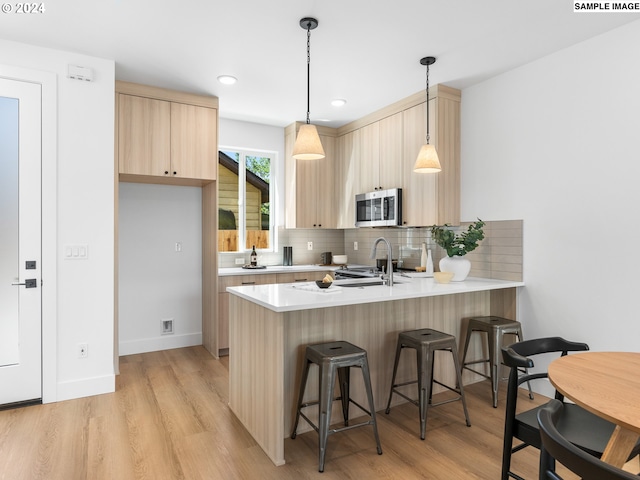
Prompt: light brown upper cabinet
<box><xmin>378</xmin><ymin>113</ymin><xmax>404</xmax><ymax>191</ymax></box>
<box><xmin>402</xmin><ymin>101</ymin><xmax>438</xmax><ymax>226</ymax></box>
<box><xmin>356</xmin><ymin>113</ymin><xmax>404</xmax><ymax>193</ymax></box>
<box><xmin>357</xmin><ymin>122</ymin><xmax>380</xmax><ymax>193</ymax></box>
<box><xmin>170</xmin><ymin>103</ymin><xmax>217</xmax><ymax>180</ymax></box>
<box><xmin>284</xmin><ymin>125</ymin><xmax>337</xmax><ymax>229</ymax></box>
<box><xmin>335</xmin><ymin>129</ymin><xmax>360</xmax><ymax>229</ymax></box>
<box><xmin>118</xmin><ymin>94</ymin><xmax>171</xmax><ymax>177</ymax></box>
<box><xmin>116</xmin><ymin>81</ymin><xmax>218</xmax><ymax>186</ymax></box>
<box><xmin>336</xmin><ymin>85</ymin><xmax>460</xmax><ymax>228</ymax></box>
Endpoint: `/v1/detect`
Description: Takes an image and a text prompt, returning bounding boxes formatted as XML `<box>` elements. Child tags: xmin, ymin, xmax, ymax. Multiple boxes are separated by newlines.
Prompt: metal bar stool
<box><xmin>291</xmin><ymin>341</ymin><xmax>382</xmax><ymax>472</ymax></box>
<box><xmin>385</xmin><ymin>328</ymin><xmax>471</xmax><ymax>440</ymax></box>
<box><xmin>460</xmin><ymin>315</ymin><xmax>533</xmax><ymax>408</ymax></box>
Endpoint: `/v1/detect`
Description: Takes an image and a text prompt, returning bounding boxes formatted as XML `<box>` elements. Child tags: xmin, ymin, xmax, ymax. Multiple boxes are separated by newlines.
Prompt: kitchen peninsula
<box><xmin>227</xmin><ymin>276</ymin><xmax>524</xmax><ymax>465</ymax></box>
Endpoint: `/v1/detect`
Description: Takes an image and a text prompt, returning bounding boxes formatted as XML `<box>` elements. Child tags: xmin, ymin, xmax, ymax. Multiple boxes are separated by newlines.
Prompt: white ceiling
<box><xmin>2</xmin><ymin>1</ymin><xmax>637</xmax><ymax>128</ymax></box>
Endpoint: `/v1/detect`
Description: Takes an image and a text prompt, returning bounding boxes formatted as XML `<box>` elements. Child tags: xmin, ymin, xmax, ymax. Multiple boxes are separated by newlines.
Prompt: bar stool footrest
<box><xmin>387</xmin><ymin>388</ymin><xmax>420</xmax><ymax>409</ymax></box>
<box><xmin>463</xmin><ymin>364</ymin><xmax>491</xmax><ymax>380</ymax></box>
<box><xmin>432</xmin><ymin>378</ymin><xmax>464</xmax><ymax>396</ymax></box>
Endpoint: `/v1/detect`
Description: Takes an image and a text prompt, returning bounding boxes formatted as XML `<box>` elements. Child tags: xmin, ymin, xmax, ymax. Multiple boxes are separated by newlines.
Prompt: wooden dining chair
<box><xmin>537</xmin><ymin>399</ymin><xmax>639</xmax><ymax>480</ymax></box>
<box><xmin>500</xmin><ymin>337</ymin><xmax>640</xmax><ymax>480</ymax></box>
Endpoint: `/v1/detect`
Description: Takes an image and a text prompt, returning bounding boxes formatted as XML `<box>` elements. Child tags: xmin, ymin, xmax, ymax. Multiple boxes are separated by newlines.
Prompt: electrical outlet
<box><xmin>235</xmin><ymin>258</ymin><xmax>245</xmax><ymax>265</ymax></box>
<box><xmin>175</xmin><ymin>242</ymin><xmax>182</xmax><ymax>252</ymax></box>
<box><xmin>307</xmin><ymin>241</ymin><xmax>313</xmax><ymax>250</ymax></box>
<box><xmin>354</xmin><ymin>241</ymin><xmax>358</xmax><ymax>251</ymax></box>
<box><xmin>78</xmin><ymin>343</ymin><xmax>88</xmax><ymax>358</ymax></box>
<box><xmin>162</xmin><ymin>318</ymin><xmax>174</xmax><ymax>335</ymax></box>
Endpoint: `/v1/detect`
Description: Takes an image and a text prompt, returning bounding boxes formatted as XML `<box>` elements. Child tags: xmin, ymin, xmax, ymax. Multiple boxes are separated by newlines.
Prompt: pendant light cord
<box><xmin>425</xmin><ymin>62</ymin><xmax>430</xmax><ymax>144</ymax></box>
<box><xmin>306</xmin><ymin>22</ymin><xmax>311</xmax><ymax>125</ymax></box>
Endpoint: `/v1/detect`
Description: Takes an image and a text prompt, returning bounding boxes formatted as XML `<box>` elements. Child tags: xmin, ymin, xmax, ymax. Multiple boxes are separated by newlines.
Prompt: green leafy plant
<box><xmin>430</xmin><ymin>219</ymin><xmax>485</xmax><ymax>257</ymax></box>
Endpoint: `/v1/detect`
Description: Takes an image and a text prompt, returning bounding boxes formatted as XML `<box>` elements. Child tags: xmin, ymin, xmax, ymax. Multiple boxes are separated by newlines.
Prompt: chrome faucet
<box><xmin>370</xmin><ymin>237</ymin><xmax>394</xmax><ymax>286</ymax></box>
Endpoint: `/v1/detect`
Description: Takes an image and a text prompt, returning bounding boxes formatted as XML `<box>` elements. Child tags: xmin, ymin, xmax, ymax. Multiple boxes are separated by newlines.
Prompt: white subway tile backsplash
<box><xmin>219</xmin><ymin>220</ymin><xmax>523</xmax><ymax>280</ymax></box>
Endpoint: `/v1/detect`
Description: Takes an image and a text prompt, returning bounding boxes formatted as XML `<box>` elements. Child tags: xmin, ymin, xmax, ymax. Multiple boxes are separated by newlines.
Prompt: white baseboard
<box><xmin>118</xmin><ymin>332</ymin><xmax>203</xmax><ymax>356</ymax></box>
<box><xmin>55</xmin><ymin>374</ymin><xmax>116</xmax><ymax>402</ymax></box>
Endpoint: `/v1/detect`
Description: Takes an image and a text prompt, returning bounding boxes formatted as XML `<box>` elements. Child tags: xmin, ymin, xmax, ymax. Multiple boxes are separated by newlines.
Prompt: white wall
<box><xmin>117</xmin><ymin>116</ymin><xmax>285</xmax><ymax>350</ymax></box>
<box><xmin>0</xmin><ymin>39</ymin><xmax>116</xmax><ymax>401</ymax></box>
<box><xmin>118</xmin><ymin>183</ymin><xmax>203</xmax><ymax>354</ymax></box>
<box><xmin>461</xmin><ymin>21</ymin><xmax>640</xmax><ymax>354</ymax></box>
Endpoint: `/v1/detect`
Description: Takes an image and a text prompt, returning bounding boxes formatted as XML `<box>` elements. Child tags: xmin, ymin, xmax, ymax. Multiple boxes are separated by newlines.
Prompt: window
<box><xmin>218</xmin><ymin>148</ymin><xmax>273</xmax><ymax>252</ymax></box>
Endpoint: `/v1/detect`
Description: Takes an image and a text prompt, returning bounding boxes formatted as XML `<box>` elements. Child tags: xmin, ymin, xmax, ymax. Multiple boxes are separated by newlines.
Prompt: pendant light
<box><xmin>413</xmin><ymin>56</ymin><xmax>442</xmax><ymax>173</ymax></box>
<box><xmin>292</xmin><ymin>17</ymin><xmax>325</xmax><ymax>160</ymax></box>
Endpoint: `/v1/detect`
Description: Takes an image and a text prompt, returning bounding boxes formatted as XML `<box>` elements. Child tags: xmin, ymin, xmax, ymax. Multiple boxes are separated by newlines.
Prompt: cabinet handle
<box><xmin>241</xmin><ymin>281</ymin><xmax>256</xmax><ymax>285</ymax></box>
<box><xmin>294</xmin><ymin>278</ymin><xmax>308</xmax><ymax>282</ymax></box>
<box><xmin>164</xmin><ymin>171</ymin><xmax>169</xmax><ymax>175</ymax></box>
<box><xmin>318</xmin><ymin>224</ymin><xmax>322</xmax><ymax>227</ymax></box>
<box><xmin>173</xmin><ymin>171</ymin><xmax>177</xmax><ymax>176</ymax></box>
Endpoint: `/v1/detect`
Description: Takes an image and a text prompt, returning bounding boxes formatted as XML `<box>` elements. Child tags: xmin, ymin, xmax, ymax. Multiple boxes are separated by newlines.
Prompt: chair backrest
<box><xmin>502</xmin><ymin>336</ymin><xmax>589</xmax><ymax>394</ymax></box>
<box><xmin>500</xmin><ymin>337</ymin><xmax>590</xmax><ymax>480</ymax></box>
<box><xmin>537</xmin><ymin>399</ymin><xmax>638</xmax><ymax>480</ymax></box>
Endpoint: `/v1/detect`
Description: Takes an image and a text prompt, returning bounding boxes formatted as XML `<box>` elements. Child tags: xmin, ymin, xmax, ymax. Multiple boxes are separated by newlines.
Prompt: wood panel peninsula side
<box><xmin>227</xmin><ymin>277</ymin><xmax>523</xmax><ymax>465</ymax></box>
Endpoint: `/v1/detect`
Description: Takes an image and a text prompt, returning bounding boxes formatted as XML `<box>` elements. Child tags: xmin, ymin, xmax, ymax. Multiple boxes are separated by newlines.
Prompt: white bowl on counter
<box><xmin>332</xmin><ymin>255</ymin><xmax>348</xmax><ymax>264</ymax></box>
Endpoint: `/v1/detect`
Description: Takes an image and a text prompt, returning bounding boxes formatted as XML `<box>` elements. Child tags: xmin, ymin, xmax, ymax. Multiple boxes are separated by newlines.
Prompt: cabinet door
<box><xmin>315</xmin><ymin>135</ymin><xmax>336</xmax><ymax>229</ymax></box>
<box><xmin>276</xmin><ymin>271</ymin><xmax>328</xmax><ymax>283</ymax></box>
<box><xmin>118</xmin><ymin>94</ymin><xmax>171</xmax><ymax>176</ymax></box>
<box><xmin>218</xmin><ymin>274</ymin><xmax>278</xmax><ymax>291</ymax></box>
<box><xmin>295</xmin><ymin>134</ymin><xmax>336</xmax><ymax>228</ymax></box>
<box><xmin>358</xmin><ymin>122</ymin><xmax>380</xmax><ymax>192</ymax></box>
<box><xmin>295</xmin><ymin>157</ymin><xmax>319</xmax><ymax>228</ymax></box>
<box><xmin>402</xmin><ymin>102</ymin><xmax>437</xmax><ymax>226</ymax></box>
<box><xmin>170</xmin><ymin>103</ymin><xmax>217</xmax><ymax>180</ymax></box>
<box><xmin>218</xmin><ymin>292</ymin><xmax>230</xmax><ymax>350</ymax></box>
<box><xmin>336</xmin><ymin>130</ymin><xmax>360</xmax><ymax>229</ymax></box>
<box><xmin>379</xmin><ymin>113</ymin><xmax>404</xmax><ymax>191</ymax></box>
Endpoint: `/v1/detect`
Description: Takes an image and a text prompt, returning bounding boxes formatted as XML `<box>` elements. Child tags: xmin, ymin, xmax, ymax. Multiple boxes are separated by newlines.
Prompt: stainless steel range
<box><xmin>334</xmin><ymin>265</ymin><xmax>380</xmax><ymax>280</ymax></box>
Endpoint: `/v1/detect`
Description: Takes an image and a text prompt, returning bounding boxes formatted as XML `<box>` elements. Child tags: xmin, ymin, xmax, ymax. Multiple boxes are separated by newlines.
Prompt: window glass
<box><xmin>218</xmin><ymin>149</ymin><xmax>273</xmax><ymax>252</ymax></box>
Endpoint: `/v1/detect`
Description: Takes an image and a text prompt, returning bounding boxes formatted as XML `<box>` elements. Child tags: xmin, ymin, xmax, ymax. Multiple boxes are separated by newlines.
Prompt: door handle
<box><xmin>11</xmin><ymin>279</ymin><xmax>37</xmax><ymax>288</ymax></box>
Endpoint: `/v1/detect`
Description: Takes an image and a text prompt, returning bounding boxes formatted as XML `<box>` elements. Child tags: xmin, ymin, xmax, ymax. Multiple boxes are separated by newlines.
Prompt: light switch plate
<box><xmin>64</xmin><ymin>244</ymin><xmax>88</xmax><ymax>259</ymax></box>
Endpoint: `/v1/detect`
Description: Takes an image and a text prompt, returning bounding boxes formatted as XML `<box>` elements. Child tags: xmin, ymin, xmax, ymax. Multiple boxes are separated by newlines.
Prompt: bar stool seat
<box><xmin>461</xmin><ymin>315</ymin><xmax>533</xmax><ymax>408</ymax></box>
<box><xmin>385</xmin><ymin>328</ymin><xmax>471</xmax><ymax>440</ymax></box>
<box><xmin>291</xmin><ymin>340</ymin><xmax>382</xmax><ymax>472</ymax></box>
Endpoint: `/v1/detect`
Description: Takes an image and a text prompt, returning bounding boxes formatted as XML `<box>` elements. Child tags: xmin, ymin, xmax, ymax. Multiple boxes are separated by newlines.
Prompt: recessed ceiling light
<box><xmin>331</xmin><ymin>99</ymin><xmax>347</xmax><ymax>107</ymax></box>
<box><xmin>217</xmin><ymin>75</ymin><xmax>237</xmax><ymax>85</ymax></box>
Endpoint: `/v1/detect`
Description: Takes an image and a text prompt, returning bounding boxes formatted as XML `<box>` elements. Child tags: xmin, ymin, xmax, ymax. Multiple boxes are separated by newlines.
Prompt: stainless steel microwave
<box><xmin>355</xmin><ymin>188</ymin><xmax>402</xmax><ymax>227</ymax></box>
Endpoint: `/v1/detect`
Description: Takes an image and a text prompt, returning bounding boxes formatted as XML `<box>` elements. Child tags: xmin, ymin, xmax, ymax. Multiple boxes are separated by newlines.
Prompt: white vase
<box><xmin>439</xmin><ymin>255</ymin><xmax>471</xmax><ymax>281</ymax></box>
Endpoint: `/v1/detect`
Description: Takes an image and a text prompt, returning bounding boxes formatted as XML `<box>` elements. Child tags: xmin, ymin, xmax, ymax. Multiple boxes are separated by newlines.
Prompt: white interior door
<box><xmin>0</xmin><ymin>77</ymin><xmax>42</xmax><ymax>405</ymax></box>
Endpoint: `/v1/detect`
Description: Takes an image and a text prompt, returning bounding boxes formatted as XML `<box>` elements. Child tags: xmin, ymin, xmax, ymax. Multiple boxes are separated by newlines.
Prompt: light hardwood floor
<box><xmin>0</xmin><ymin>346</ymin><xmax>586</xmax><ymax>479</ymax></box>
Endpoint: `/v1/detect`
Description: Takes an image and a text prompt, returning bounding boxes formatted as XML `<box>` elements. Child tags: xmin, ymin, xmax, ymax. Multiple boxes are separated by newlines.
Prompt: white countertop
<box><xmin>227</xmin><ymin>276</ymin><xmax>524</xmax><ymax>312</ymax></box>
<box><xmin>218</xmin><ymin>264</ymin><xmax>338</xmax><ymax>276</ymax></box>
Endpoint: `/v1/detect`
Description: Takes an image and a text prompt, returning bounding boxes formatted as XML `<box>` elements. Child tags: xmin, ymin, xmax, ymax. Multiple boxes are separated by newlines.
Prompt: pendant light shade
<box><xmin>413</xmin><ymin>56</ymin><xmax>441</xmax><ymax>174</ymax></box>
<box><xmin>414</xmin><ymin>144</ymin><xmax>441</xmax><ymax>173</ymax></box>
<box><xmin>293</xmin><ymin>124</ymin><xmax>325</xmax><ymax>160</ymax></box>
<box><xmin>292</xmin><ymin>17</ymin><xmax>325</xmax><ymax>160</ymax></box>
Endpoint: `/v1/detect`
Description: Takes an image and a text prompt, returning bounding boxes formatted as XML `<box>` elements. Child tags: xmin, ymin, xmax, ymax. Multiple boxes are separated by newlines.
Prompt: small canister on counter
<box><xmin>320</xmin><ymin>252</ymin><xmax>332</xmax><ymax>265</ymax></box>
<box><xmin>283</xmin><ymin>246</ymin><xmax>293</xmax><ymax>266</ymax></box>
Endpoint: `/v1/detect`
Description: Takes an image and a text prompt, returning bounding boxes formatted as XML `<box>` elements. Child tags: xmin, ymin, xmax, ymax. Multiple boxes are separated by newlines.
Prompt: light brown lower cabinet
<box><xmin>216</xmin><ymin>272</ymin><xmax>328</xmax><ymax>354</ymax></box>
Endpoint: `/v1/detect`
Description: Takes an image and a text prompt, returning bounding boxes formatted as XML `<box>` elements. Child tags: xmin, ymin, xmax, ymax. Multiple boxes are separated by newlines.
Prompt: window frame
<box><xmin>218</xmin><ymin>146</ymin><xmax>276</xmax><ymax>254</ymax></box>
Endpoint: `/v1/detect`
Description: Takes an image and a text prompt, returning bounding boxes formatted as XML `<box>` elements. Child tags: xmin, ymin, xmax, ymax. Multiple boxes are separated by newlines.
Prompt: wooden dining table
<box><xmin>548</xmin><ymin>351</ymin><xmax>640</xmax><ymax>468</ymax></box>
